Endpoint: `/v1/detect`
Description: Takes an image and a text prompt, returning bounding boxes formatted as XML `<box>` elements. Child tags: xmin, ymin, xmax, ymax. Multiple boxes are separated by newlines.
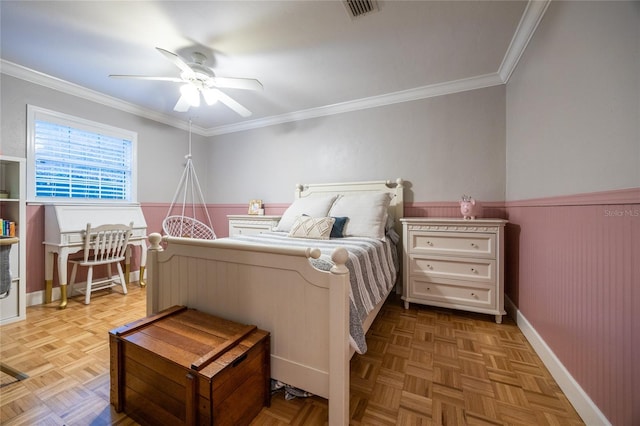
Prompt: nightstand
<box><xmin>400</xmin><ymin>217</ymin><xmax>507</xmax><ymax>323</ymax></box>
<box><xmin>227</xmin><ymin>215</ymin><xmax>282</xmax><ymax>237</ymax></box>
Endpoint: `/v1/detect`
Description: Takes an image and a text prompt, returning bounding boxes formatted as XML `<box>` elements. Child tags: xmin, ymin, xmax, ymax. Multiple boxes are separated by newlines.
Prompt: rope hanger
<box><xmin>162</xmin><ymin>119</ymin><xmax>216</xmax><ymax>239</ymax></box>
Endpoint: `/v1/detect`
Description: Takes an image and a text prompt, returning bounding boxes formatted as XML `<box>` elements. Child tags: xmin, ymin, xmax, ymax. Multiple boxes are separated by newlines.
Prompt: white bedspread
<box><xmin>229</xmin><ymin>232</ymin><xmax>398</xmax><ymax>353</ymax></box>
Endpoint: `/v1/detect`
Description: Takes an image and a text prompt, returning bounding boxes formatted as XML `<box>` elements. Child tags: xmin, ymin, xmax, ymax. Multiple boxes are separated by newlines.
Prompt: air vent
<box><xmin>344</xmin><ymin>0</ymin><xmax>378</xmax><ymax>19</ymax></box>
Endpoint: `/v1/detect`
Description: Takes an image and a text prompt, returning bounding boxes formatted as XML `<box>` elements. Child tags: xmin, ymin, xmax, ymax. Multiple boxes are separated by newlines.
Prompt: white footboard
<box><xmin>146</xmin><ymin>233</ymin><xmax>351</xmax><ymax>425</ymax></box>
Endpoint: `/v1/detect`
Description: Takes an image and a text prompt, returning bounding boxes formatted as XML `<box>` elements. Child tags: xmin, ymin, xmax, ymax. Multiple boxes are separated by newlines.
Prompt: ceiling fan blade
<box><xmin>213</xmin><ymin>77</ymin><xmax>263</xmax><ymax>91</ymax></box>
<box><xmin>212</xmin><ymin>89</ymin><xmax>252</xmax><ymax>117</ymax></box>
<box><xmin>109</xmin><ymin>74</ymin><xmax>183</xmax><ymax>83</ymax></box>
<box><xmin>173</xmin><ymin>94</ymin><xmax>191</xmax><ymax>112</ymax></box>
<box><xmin>156</xmin><ymin>47</ymin><xmax>195</xmax><ymax>77</ymax></box>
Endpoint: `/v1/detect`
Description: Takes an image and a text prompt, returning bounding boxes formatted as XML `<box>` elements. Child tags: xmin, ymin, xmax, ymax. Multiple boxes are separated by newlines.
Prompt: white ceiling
<box><xmin>1</xmin><ymin>1</ymin><xmax>538</xmax><ymax>135</ymax></box>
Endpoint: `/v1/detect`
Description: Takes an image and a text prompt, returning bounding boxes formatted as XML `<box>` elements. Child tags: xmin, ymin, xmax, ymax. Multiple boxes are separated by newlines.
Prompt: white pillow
<box><xmin>328</xmin><ymin>193</ymin><xmax>391</xmax><ymax>239</ymax></box>
<box><xmin>288</xmin><ymin>216</ymin><xmax>335</xmax><ymax>240</ymax></box>
<box><xmin>275</xmin><ymin>195</ymin><xmax>338</xmax><ymax>232</ymax></box>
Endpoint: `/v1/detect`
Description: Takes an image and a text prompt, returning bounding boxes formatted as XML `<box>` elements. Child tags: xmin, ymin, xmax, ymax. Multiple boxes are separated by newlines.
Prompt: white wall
<box><xmin>208</xmin><ymin>85</ymin><xmax>506</xmax><ymax>204</ymax></box>
<box><xmin>2</xmin><ymin>64</ymin><xmax>508</xmax><ymax>208</ymax></box>
<box><xmin>506</xmin><ymin>1</ymin><xmax>640</xmax><ymax>200</ymax></box>
<box><xmin>0</xmin><ymin>74</ymin><xmax>208</xmax><ymax>203</ymax></box>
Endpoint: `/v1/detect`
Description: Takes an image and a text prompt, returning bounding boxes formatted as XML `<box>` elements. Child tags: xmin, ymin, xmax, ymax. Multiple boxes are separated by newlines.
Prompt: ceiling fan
<box><xmin>109</xmin><ymin>47</ymin><xmax>262</xmax><ymax>117</ymax></box>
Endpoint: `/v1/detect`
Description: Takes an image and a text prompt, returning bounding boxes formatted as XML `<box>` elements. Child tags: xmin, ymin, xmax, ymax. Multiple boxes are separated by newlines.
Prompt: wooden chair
<box><xmin>69</xmin><ymin>222</ymin><xmax>133</xmax><ymax>304</ymax></box>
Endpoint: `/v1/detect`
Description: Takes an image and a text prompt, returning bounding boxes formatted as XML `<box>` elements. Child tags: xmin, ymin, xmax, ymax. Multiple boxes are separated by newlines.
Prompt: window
<box><xmin>27</xmin><ymin>105</ymin><xmax>137</xmax><ymax>203</ymax></box>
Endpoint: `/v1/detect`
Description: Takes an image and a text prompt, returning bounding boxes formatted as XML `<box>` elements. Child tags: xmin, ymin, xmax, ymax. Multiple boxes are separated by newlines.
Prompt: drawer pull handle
<box><xmin>470</xmin><ymin>268</ymin><xmax>476</xmax><ymax>273</ymax></box>
<box><xmin>470</xmin><ymin>243</ymin><xmax>478</xmax><ymax>248</ymax></box>
<box><xmin>427</xmin><ymin>264</ymin><xmax>433</xmax><ymax>270</ymax></box>
<box><xmin>427</xmin><ymin>241</ymin><xmax>433</xmax><ymax>246</ymax></box>
<box><xmin>470</xmin><ymin>292</ymin><xmax>475</xmax><ymax>297</ymax></box>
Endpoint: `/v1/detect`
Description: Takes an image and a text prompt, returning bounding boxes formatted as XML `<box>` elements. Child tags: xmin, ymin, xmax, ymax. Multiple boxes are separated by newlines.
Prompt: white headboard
<box><xmin>294</xmin><ymin>178</ymin><xmax>405</xmax><ymax>238</ymax></box>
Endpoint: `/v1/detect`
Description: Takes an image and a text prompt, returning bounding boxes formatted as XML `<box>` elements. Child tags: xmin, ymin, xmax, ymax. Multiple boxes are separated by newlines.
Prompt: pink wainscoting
<box><xmin>405</xmin><ymin>192</ymin><xmax>639</xmax><ymax>425</ymax></box>
<box><xmin>26</xmin><ymin>204</ymin><xmax>144</xmax><ymax>293</ymax></box>
<box><xmin>504</xmin><ymin>188</ymin><xmax>639</xmax><ymax>426</ymax></box>
<box><xmin>141</xmin><ymin>202</ymin><xmax>290</xmax><ymax>239</ymax></box>
<box><xmin>23</xmin><ymin>191</ymin><xmax>639</xmax><ymax>425</ymax></box>
<box><xmin>25</xmin><ymin>202</ymin><xmax>290</xmax><ymax>294</ymax></box>
<box><xmin>26</xmin><ymin>204</ymin><xmax>45</xmax><ymax>293</ymax></box>
<box><xmin>404</xmin><ymin>201</ymin><xmax>507</xmax><ymax>220</ymax></box>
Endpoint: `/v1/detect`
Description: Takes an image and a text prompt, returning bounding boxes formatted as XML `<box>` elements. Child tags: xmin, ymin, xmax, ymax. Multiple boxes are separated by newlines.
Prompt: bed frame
<box><xmin>146</xmin><ymin>179</ymin><xmax>404</xmax><ymax>425</ymax></box>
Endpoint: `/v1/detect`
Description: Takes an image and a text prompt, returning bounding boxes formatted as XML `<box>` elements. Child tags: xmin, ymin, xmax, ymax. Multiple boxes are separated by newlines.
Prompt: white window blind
<box><xmin>27</xmin><ymin>106</ymin><xmax>137</xmax><ymax>203</ymax></box>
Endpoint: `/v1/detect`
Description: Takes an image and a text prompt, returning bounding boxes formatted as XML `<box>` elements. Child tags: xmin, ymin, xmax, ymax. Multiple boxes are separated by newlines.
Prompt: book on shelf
<box><xmin>0</xmin><ymin>218</ymin><xmax>16</xmax><ymax>237</ymax></box>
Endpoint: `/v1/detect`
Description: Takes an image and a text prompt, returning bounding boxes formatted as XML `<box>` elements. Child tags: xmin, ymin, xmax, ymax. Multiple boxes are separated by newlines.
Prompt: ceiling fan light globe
<box><xmin>202</xmin><ymin>89</ymin><xmax>219</xmax><ymax>105</ymax></box>
<box><xmin>180</xmin><ymin>84</ymin><xmax>200</xmax><ymax>107</ymax></box>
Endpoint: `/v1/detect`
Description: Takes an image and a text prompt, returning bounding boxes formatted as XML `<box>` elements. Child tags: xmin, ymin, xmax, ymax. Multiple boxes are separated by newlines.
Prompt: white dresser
<box><xmin>400</xmin><ymin>218</ymin><xmax>507</xmax><ymax>323</ymax></box>
<box><xmin>227</xmin><ymin>215</ymin><xmax>282</xmax><ymax>237</ymax></box>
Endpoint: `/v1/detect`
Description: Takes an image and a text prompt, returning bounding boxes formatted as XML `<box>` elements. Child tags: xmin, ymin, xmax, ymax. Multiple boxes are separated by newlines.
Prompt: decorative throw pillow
<box><xmin>275</xmin><ymin>195</ymin><xmax>338</xmax><ymax>232</ymax></box>
<box><xmin>328</xmin><ymin>192</ymin><xmax>391</xmax><ymax>239</ymax></box>
<box><xmin>330</xmin><ymin>216</ymin><xmax>349</xmax><ymax>238</ymax></box>
<box><xmin>288</xmin><ymin>216</ymin><xmax>336</xmax><ymax>240</ymax></box>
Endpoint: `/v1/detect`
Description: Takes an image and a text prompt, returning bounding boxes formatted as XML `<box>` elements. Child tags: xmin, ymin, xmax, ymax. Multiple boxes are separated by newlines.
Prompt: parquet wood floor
<box><xmin>0</xmin><ymin>285</ymin><xmax>584</xmax><ymax>425</ymax></box>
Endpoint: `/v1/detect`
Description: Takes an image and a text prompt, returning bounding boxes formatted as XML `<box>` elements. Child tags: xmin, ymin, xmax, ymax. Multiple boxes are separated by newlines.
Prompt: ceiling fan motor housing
<box><xmin>183</xmin><ymin>58</ymin><xmax>216</xmax><ymax>88</ymax></box>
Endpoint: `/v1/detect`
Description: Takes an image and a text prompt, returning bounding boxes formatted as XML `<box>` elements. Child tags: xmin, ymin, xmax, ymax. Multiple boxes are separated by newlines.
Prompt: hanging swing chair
<box><xmin>162</xmin><ymin>120</ymin><xmax>216</xmax><ymax>240</ymax></box>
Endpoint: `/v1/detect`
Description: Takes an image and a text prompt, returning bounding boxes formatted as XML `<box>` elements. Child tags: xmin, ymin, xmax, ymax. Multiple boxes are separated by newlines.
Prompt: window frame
<box><xmin>26</xmin><ymin>105</ymin><xmax>138</xmax><ymax>204</ymax></box>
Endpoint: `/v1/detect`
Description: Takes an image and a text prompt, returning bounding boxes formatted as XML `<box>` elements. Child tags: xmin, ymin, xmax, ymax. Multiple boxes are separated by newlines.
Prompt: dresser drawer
<box><xmin>409</xmin><ymin>256</ymin><xmax>495</xmax><ymax>283</ymax></box>
<box><xmin>228</xmin><ymin>215</ymin><xmax>281</xmax><ymax>237</ymax></box>
<box><xmin>229</xmin><ymin>224</ymin><xmax>271</xmax><ymax>236</ymax></box>
<box><xmin>409</xmin><ymin>278</ymin><xmax>496</xmax><ymax>310</ymax></box>
<box><xmin>409</xmin><ymin>232</ymin><xmax>495</xmax><ymax>258</ymax></box>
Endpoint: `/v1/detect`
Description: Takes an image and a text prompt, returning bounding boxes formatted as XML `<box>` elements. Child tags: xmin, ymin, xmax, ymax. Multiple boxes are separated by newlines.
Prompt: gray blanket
<box><xmin>230</xmin><ymin>232</ymin><xmax>398</xmax><ymax>354</ymax></box>
<box><xmin>0</xmin><ymin>244</ymin><xmax>12</xmax><ymax>298</ymax></box>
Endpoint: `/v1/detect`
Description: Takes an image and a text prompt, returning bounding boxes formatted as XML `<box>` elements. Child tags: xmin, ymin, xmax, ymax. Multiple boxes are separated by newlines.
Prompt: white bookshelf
<box><xmin>0</xmin><ymin>155</ymin><xmax>27</xmax><ymax>324</ymax></box>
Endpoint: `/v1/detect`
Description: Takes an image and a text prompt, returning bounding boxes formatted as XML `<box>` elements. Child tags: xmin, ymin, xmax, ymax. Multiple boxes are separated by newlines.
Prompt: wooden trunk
<box><xmin>109</xmin><ymin>305</ymin><xmax>270</xmax><ymax>426</ymax></box>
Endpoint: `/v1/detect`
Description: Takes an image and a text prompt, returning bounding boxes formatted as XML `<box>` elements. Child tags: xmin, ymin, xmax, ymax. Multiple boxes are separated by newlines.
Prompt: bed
<box><xmin>145</xmin><ymin>179</ymin><xmax>404</xmax><ymax>425</ymax></box>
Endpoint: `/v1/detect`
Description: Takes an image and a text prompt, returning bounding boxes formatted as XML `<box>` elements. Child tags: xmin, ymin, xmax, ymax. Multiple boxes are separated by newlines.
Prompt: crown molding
<box><xmin>498</xmin><ymin>0</ymin><xmax>551</xmax><ymax>83</ymax></box>
<box><xmin>207</xmin><ymin>0</ymin><xmax>550</xmax><ymax>136</ymax></box>
<box><xmin>206</xmin><ymin>72</ymin><xmax>504</xmax><ymax>136</ymax></box>
<box><xmin>1</xmin><ymin>1</ymin><xmax>548</xmax><ymax>136</ymax></box>
<box><xmin>0</xmin><ymin>60</ymin><xmax>208</xmax><ymax>136</ymax></box>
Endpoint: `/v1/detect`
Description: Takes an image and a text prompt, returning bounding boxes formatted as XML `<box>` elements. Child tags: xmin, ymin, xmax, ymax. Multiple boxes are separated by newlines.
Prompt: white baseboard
<box><xmin>504</xmin><ymin>296</ymin><xmax>611</xmax><ymax>426</ymax></box>
<box><xmin>26</xmin><ymin>270</ymin><xmax>142</xmax><ymax>306</ymax></box>
<box><xmin>26</xmin><ymin>288</ymin><xmax>53</xmax><ymax>306</ymax></box>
